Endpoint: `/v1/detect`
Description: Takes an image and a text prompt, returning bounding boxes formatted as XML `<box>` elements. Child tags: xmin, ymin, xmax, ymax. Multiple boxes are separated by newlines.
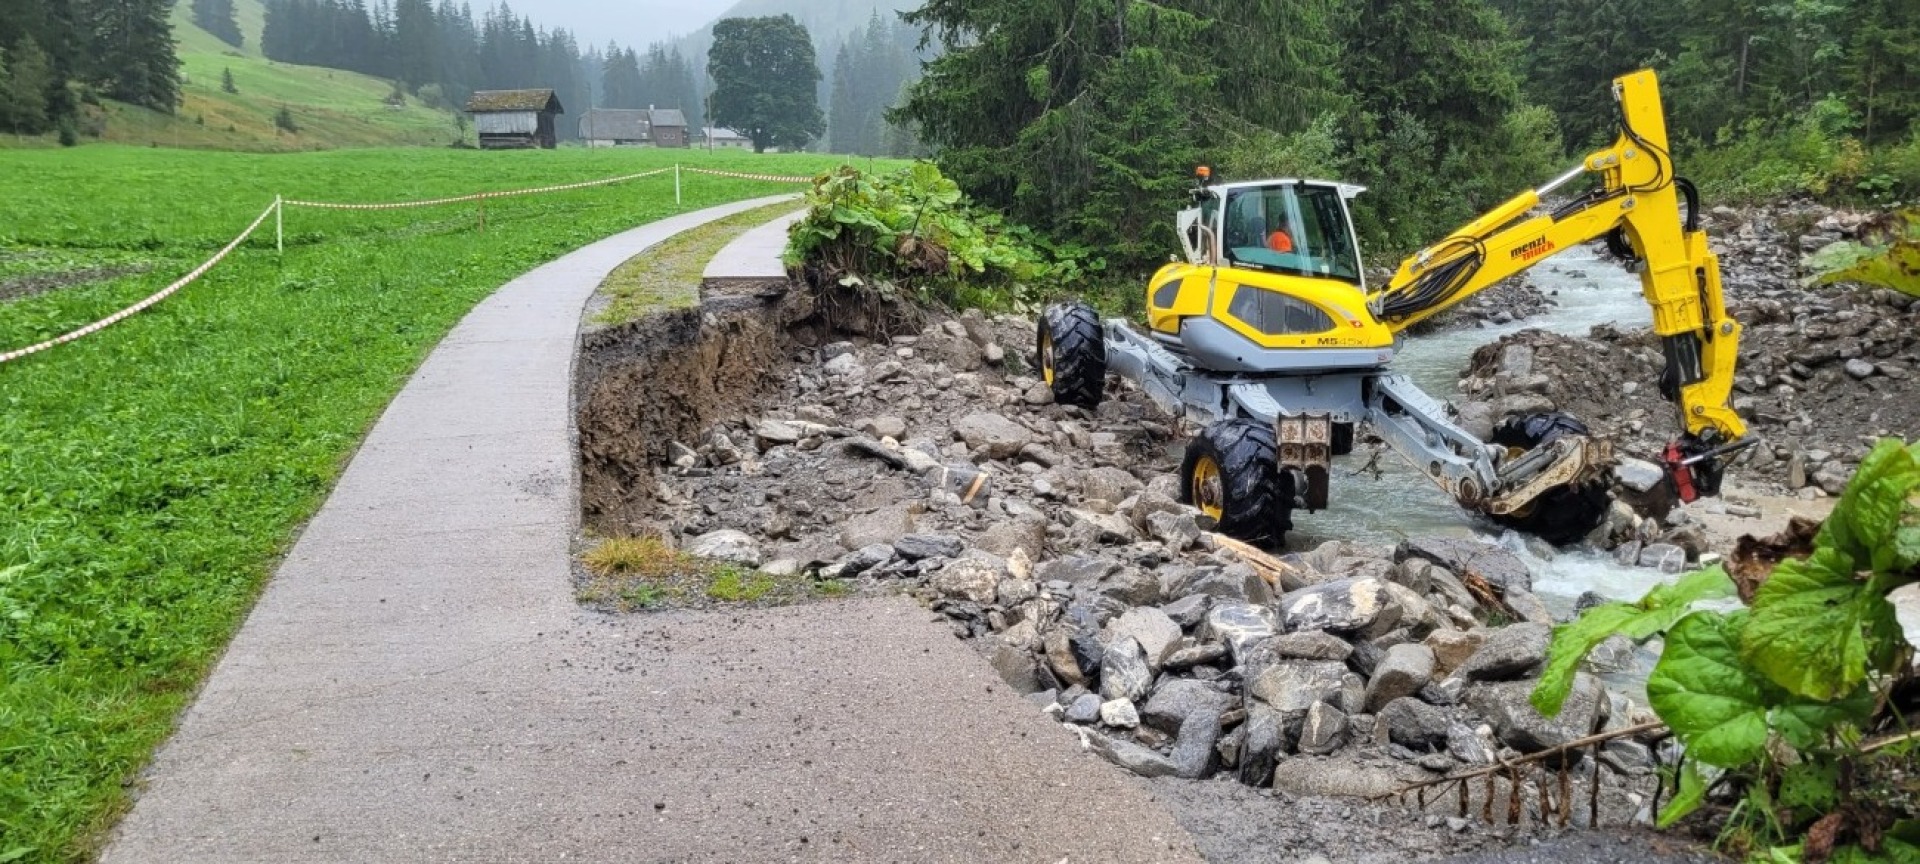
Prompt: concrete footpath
<box><xmin>102</xmin><ymin>198</ymin><xmax>1201</xmax><ymax>863</ymax></box>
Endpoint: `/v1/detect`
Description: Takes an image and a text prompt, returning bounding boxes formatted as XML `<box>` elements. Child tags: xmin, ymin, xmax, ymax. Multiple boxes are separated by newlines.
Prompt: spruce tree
<box><xmin>82</xmin><ymin>0</ymin><xmax>181</xmax><ymax>112</ymax></box>
<box><xmin>191</xmin><ymin>0</ymin><xmax>243</xmax><ymax>48</ymax></box>
<box><xmin>3</xmin><ymin>36</ymin><xmax>52</xmax><ymax>133</ymax></box>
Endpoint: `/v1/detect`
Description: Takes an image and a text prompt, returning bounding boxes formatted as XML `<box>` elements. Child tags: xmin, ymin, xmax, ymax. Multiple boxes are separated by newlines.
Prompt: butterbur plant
<box><xmin>1531</xmin><ymin>439</ymin><xmax>1920</xmax><ymax>862</ymax></box>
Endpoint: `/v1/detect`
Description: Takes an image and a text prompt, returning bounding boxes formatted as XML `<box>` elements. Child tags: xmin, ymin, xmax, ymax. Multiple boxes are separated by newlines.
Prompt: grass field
<box><xmin>0</xmin><ymin>144</ymin><xmax>886</xmax><ymax>863</ymax></box>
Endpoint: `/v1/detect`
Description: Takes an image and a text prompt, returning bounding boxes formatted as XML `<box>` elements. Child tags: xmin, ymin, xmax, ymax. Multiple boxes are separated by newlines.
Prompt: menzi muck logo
<box><xmin>1510</xmin><ymin>236</ymin><xmax>1556</xmax><ymax>262</ymax></box>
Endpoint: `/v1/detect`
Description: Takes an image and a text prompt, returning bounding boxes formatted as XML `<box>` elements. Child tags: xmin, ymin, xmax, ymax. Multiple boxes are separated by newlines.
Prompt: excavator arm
<box><xmin>1369</xmin><ymin>69</ymin><xmax>1750</xmax><ymax>500</ymax></box>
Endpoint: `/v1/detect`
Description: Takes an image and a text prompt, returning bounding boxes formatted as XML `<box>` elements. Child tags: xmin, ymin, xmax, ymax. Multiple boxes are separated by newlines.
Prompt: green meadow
<box><xmin>0</xmin><ymin>145</ymin><xmax>874</xmax><ymax>862</ymax></box>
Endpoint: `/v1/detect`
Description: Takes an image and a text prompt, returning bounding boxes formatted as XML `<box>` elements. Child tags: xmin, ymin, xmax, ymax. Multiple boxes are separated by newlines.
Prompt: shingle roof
<box><xmin>465</xmin><ymin>89</ymin><xmax>563</xmax><ymax>113</ymax></box>
<box><xmin>579</xmin><ymin>109</ymin><xmax>650</xmax><ymax>140</ymax></box>
<box><xmin>647</xmin><ymin>108</ymin><xmax>687</xmax><ymax>128</ymax></box>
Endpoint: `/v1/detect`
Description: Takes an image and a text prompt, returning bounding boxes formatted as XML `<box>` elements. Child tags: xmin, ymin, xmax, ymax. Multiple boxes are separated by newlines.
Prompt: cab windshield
<box><xmin>1220</xmin><ymin>184</ymin><xmax>1361</xmax><ymax>284</ymax></box>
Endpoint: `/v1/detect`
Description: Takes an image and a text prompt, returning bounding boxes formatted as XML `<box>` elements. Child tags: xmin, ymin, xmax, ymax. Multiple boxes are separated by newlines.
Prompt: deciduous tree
<box><xmin>707</xmin><ymin>15</ymin><xmax>823</xmax><ymax>153</ymax></box>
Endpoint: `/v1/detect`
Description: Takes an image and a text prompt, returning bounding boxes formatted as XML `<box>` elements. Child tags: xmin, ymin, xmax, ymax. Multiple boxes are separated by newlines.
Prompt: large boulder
<box><xmin>1377</xmin><ymin>696</ymin><xmax>1452</xmax><ymax>750</ymax></box>
<box><xmin>1082</xmin><ymin>466</ymin><xmax>1145</xmax><ymax>505</ymax></box>
<box><xmin>1141</xmin><ymin>678</ymin><xmax>1238</xmax><ymax>734</ymax></box>
<box><xmin>1100</xmin><ymin>637</ymin><xmax>1153</xmax><ymax>702</ymax></box>
<box><xmin>1107</xmin><ymin>607</ymin><xmax>1183</xmax><ymax>672</ymax></box>
<box><xmin>1466</xmin><ymin>673</ymin><xmax>1608</xmax><ymax>753</ymax></box>
<box><xmin>1296</xmin><ymin>701</ymin><xmax>1349</xmax><ymax>755</ymax></box>
<box><xmin>839</xmin><ymin>505</ymin><xmax>916</xmax><ymax>551</ymax></box>
<box><xmin>1457</xmin><ymin>622</ymin><xmax>1551</xmax><ymax>681</ymax></box>
<box><xmin>1265</xmin><ymin>630</ymin><xmax>1353</xmax><ymax>662</ymax></box>
<box><xmin>954</xmin><ymin>413</ymin><xmax>1032</xmax><ymax>460</ymax></box>
<box><xmin>1203</xmin><ymin>601</ymin><xmax>1281</xmax><ymax>664</ymax></box>
<box><xmin>1364</xmin><ymin>643</ymin><xmax>1436</xmax><ymax>712</ymax></box>
<box><xmin>1171</xmin><ymin>707</ymin><xmax>1225</xmax><ymax>779</ymax></box>
<box><xmin>1247</xmin><ymin>660</ymin><xmax>1348</xmax><ymax>713</ymax></box>
<box><xmin>930</xmin><ymin>558</ymin><xmax>1004</xmax><ymax>604</ymax></box>
<box><xmin>1424</xmin><ymin>629</ymin><xmax>1486</xmax><ymax>678</ymax></box>
<box><xmin>1278</xmin><ymin>578</ymin><xmax>1400</xmax><ymax>634</ymax></box>
<box><xmin>1395</xmin><ymin>537</ymin><xmax>1532</xmax><ymax>594</ymax></box>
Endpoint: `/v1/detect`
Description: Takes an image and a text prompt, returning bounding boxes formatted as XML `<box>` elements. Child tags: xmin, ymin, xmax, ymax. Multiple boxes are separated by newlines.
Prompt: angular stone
<box><xmin>893</xmin><ymin>533</ymin><xmax>964</xmax><ymax>561</ymax></box>
<box><xmin>1466</xmin><ymin>674</ymin><xmax>1606</xmax><ymax>754</ymax></box>
<box><xmin>1100</xmin><ymin>637</ymin><xmax>1153</xmax><ymax>702</ymax></box>
<box><xmin>858</xmin><ymin>415</ymin><xmax>908</xmax><ymax>440</ymax></box>
<box><xmin>1099</xmin><ymin>698</ymin><xmax>1140</xmax><ymax>728</ymax></box>
<box><xmin>1161</xmin><ymin>594</ymin><xmax>1212</xmax><ymax>628</ymax></box>
<box><xmin>1083</xmin><ymin>466</ymin><xmax>1146</xmax><ymax>504</ymax></box>
<box><xmin>1458</xmin><ymin>622</ymin><xmax>1551</xmax><ymax>681</ymax></box>
<box><xmin>1044</xmin><ymin>627</ymin><xmax>1086</xmax><ymax>688</ymax></box>
<box><xmin>989</xmin><ymin>642</ymin><xmax>1041</xmax><ymax>693</ymax></box>
<box><xmin>1171</xmin><ymin>707</ymin><xmax>1224</xmax><ymax>779</ymax></box>
<box><xmin>839</xmin><ymin>505</ymin><xmax>916</xmax><ymax>552</ymax></box>
<box><xmin>1203</xmin><ymin>602</ymin><xmax>1281</xmax><ymax>664</ymax></box>
<box><xmin>1066</xmin><ymin>692</ymin><xmax>1102</xmax><ymax>724</ymax></box>
<box><xmin>1097</xmin><ymin>567</ymin><xmax>1162</xmax><ymax>607</ymax></box>
<box><xmin>686</xmin><ymin>529</ymin><xmax>762</xmax><ymax>566</ymax></box>
<box><xmin>1612</xmin><ymin>458</ymin><xmax>1665</xmax><ymax>493</ymax></box>
<box><xmin>1446</xmin><ymin>723</ymin><xmax>1495</xmax><ymax>765</ymax></box>
<box><xmin>753</xmin><ymin>418</ymin><xmax>804</xmax><ymax>449</ymax></box>
<box><xmin>1037</xmin><ymin>555</ymin><xmax>1119</xmax><ymax>587</ymax></box>
<box><xmin>1395</xmin><ymin>537</ymin><xmax>1532</xmax><ymax>594</ymax></box>
<box><xmin>930</xmin><ymin>558</ymin><xmax>1003</xmax><ymax>604</ymax></box>
<box><xmin>1146</xmin><ymin>510</ymin><xmax>1203</xmax><ymax>551</ymax></box>
<box><xmin>1247</xmin><ymin>660</ymin><xmax>1348</xmax><ymax>713</ymax></box>
<box><xmin>833</xmin><ymin>543</ymin><xmax>896</xmax><ymax>577</ymax></box>
<box><xmin>1637</xmin><ymin>543</ymin><xmax>1687</xmax><ymax>574</ymax></box>
<box><xmin>1163</xmin><ymin>642</ymin><xmax>1228</xmax><ymax>670</ymax></box>
<box><xmin>1238</xmin><ymin>704</ymin><xmax>1285</xmax><ymax>787</ymax></box>
<box><xmin>1424</xmin><ymin>629</ymin><xmax>1486</xmax><ymax>677</ymax></box>
<box><xmin>1365</xmin><ymin>644</ymin><xmax>1437</xmax><ymax>712</ymax></box>
<box><xmin>1378</xmin><ymin>696</ymin><xmax>1451</xmax><ymax>750</ymax></box>
<box><xmin>1141</xmin><ymin>678</ymin><xmax>1238</xmax><ymax>734</ymax></box>
<box><xmin>1266</xmin><ymin>630</ymin><xmax>1353</xmax><ymax>662</ymax></box>
<box><xmin>954</xmin><ymin>413</ymin><xmax>1033</xmax><ymax>459</ymax></box>
<box><xmin>1181</xmin><ymin>564</ymin><xmax>1273</xmax><ymax>605</ymax></box>
<box><xmin>1297</xmin><ymin>701</ymin><xmax>1349</xmax><ymax>755</ymax></box>
<box><xmin>1086</xmin><ymin>730</ymin><xmax>1178</xmax><ymax>778</ymax></box>
<box><xmin>1109</xmin><ymin>607</ymin><xmax>1183</xmax><ymax>672</ymax></box>
<box><xmin>1278</xmin><ymin>578</ymin><xmax>1399</xmax><ymax>634</ymax></box>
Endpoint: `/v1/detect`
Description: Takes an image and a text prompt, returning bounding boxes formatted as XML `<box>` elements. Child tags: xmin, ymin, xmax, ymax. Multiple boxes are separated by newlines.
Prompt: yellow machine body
<box><xmin>1145</xmin><ymin>262</ymin><xmax>1395</xmax><ymax>352</ymax></box>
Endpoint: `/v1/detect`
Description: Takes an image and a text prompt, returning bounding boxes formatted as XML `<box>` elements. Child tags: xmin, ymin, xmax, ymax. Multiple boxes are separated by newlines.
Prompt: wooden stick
<box><xmin>1206</xmin><ymin>533</ymin><xmax>1308</xmax><ymax>590</ymax></box>
<box><xmin>1372</xmin><ymin>721</ymin><xmax>1665</xmax><ymax>801</ymax></box>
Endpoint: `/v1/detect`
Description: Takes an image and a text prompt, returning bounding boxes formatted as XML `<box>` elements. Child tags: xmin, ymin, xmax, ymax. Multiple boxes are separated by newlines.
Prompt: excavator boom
<box><xmin>1370</xmin><ymin>69</ymin><xmax>1748</xmax><ymax>496</ymax></box>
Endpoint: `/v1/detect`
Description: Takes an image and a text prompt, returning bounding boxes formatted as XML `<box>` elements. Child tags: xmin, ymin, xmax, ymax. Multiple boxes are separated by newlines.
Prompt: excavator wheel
<box><xmin>1038</xmin><ymin>302</ymin><xmax>1107</xmax><ymax>408</ymax></box>
<box><xmin>1488</xmin><ymin>412</ymin><xmax>1612</xmax><ymax>545</ymax></box>
<box><xmin>1179</xmin><ymin>419</ymin><xmax>1295</xmax><ymax>547</ymax></box>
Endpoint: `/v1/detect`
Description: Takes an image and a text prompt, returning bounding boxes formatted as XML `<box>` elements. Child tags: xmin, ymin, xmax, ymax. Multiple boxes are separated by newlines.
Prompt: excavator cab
<box><xmin>1152</xmin><ymin>175</ymin><xmax>1396</xmax><ymax>374</ymax></box>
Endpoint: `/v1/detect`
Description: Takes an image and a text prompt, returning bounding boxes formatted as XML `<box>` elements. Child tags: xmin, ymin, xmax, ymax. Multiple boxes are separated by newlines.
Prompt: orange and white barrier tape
<box><xmin>0</xmin><ymin>201</ymin><xmax>280</xmax><ymax>366</ymax></box>
<box><xmin>682</xmin><ymin>166</ymin><xmax>816</xmax><ymax>184</ymax></box>
<box><xmin>282</xmin><ymin>166</ymin><xmax>675</xmax><ymax>210</ymax></box>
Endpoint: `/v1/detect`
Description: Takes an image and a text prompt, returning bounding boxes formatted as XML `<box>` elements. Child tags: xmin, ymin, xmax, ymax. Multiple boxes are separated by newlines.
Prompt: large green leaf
<box><xmin>1805</xmin><ymin>210</ymin><xmax>1920</xmax><ymax>298</ymax></box>
<box><xmin>1531</xmin><ymin>566</ymin><xmax>1736</xmax><ymax>716</ymax></box>
<box><xmin>1647</xmin><ymin>612</ymin><xmax>1772</xmax><ymax>767</ymax></box>
<box><xmin>1819</xmin><ymin>440</ymin><xmax>1920</xmax><ymax>571</ymax></box>
<box><xmin>1743</xmin><ymin>548</ymin><xmax>1876</xmax><ymax>701</ymax></box>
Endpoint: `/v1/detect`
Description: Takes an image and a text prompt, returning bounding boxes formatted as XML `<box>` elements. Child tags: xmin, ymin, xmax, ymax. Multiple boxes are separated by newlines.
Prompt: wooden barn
<box><xmin>578</xmin><ymin>109</ymin><xmax>650</xmax><ymax>147</ymax></box>
<box><xmin>647</xmin><ymin>108</ymin><xmax>689</xmax><ymax>148</ymax></box>
<box><xmin>466</xmin><ymin>89</ymin><xmax>564</xmax><ymax>150</ymax></box>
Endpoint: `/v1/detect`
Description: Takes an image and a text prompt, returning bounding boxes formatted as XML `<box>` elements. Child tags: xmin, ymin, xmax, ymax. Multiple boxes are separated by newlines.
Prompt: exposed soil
<box><xmin>574</xmin><ymin>295</ymin><xmax>803</xmax><ymax>533</ymax></box>
<box><xmin>0</xmin><ymin>263</ymin><xmax>153</xmax><ymax>303</ymax></box>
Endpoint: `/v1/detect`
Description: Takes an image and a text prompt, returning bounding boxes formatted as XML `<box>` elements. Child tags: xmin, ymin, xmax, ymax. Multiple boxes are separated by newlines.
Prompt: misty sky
<box><xmin>521</xmin><ymin>0</ymin><xmax>739</xmax><ymax>52</ymax></box>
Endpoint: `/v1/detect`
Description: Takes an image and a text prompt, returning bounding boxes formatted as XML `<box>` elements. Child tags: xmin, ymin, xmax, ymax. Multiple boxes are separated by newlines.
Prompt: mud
<box><xmin>0</xmin><ymin>263</ymin><xmax>153</xmax><ymax>303</ymax></box>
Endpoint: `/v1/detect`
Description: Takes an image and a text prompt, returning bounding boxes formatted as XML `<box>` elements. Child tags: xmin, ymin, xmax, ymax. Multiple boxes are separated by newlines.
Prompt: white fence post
<box><xmin>275</xmin><ymin>195</ymin><xmax>283</xmax><ymax>255</ymax></box>
<box><xmin>675</xmin><ymin>164</ymin><xmax>682</xmax><ymax>206</ymax></box>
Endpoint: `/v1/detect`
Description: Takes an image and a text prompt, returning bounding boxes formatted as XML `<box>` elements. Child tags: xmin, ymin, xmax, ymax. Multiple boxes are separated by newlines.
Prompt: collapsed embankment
<box><xmin>571</xmin><ymin>270</ymin><xmax>1710</xmax><ymax>861</ymax></box>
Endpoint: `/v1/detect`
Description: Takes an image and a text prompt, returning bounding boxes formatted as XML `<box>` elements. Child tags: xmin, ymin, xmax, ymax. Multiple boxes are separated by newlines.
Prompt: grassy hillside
<box><xmin>8</xmin><ymin>0</ymin><xmax>462</xmax><ymax>151</ymax></box>
<box><xmin>0</xmin><ymin>146</ymin><xmax>885</xmax><ymax>863</ymax></box>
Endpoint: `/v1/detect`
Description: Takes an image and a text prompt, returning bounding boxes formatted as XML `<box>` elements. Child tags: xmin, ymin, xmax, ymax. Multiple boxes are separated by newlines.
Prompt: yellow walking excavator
<box><xmin>1037</xmin><ymin>69</ymin><xmax>1754</xmax><ymax>546</ymax></box>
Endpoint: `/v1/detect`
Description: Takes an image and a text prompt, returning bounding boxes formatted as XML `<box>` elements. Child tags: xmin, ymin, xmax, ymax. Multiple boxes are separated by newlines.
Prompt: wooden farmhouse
<box><xmin>466</xmin><ymin>89</ymin><xmax>564</xmax><ymax>149</ymax></box>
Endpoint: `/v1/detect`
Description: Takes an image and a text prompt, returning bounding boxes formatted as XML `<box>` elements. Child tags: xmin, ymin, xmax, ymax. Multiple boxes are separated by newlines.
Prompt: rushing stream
<box><xmin>1284</xmin><ymin>245</ymin><xmax>1672</xmax><ymax>624</ymax></box>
